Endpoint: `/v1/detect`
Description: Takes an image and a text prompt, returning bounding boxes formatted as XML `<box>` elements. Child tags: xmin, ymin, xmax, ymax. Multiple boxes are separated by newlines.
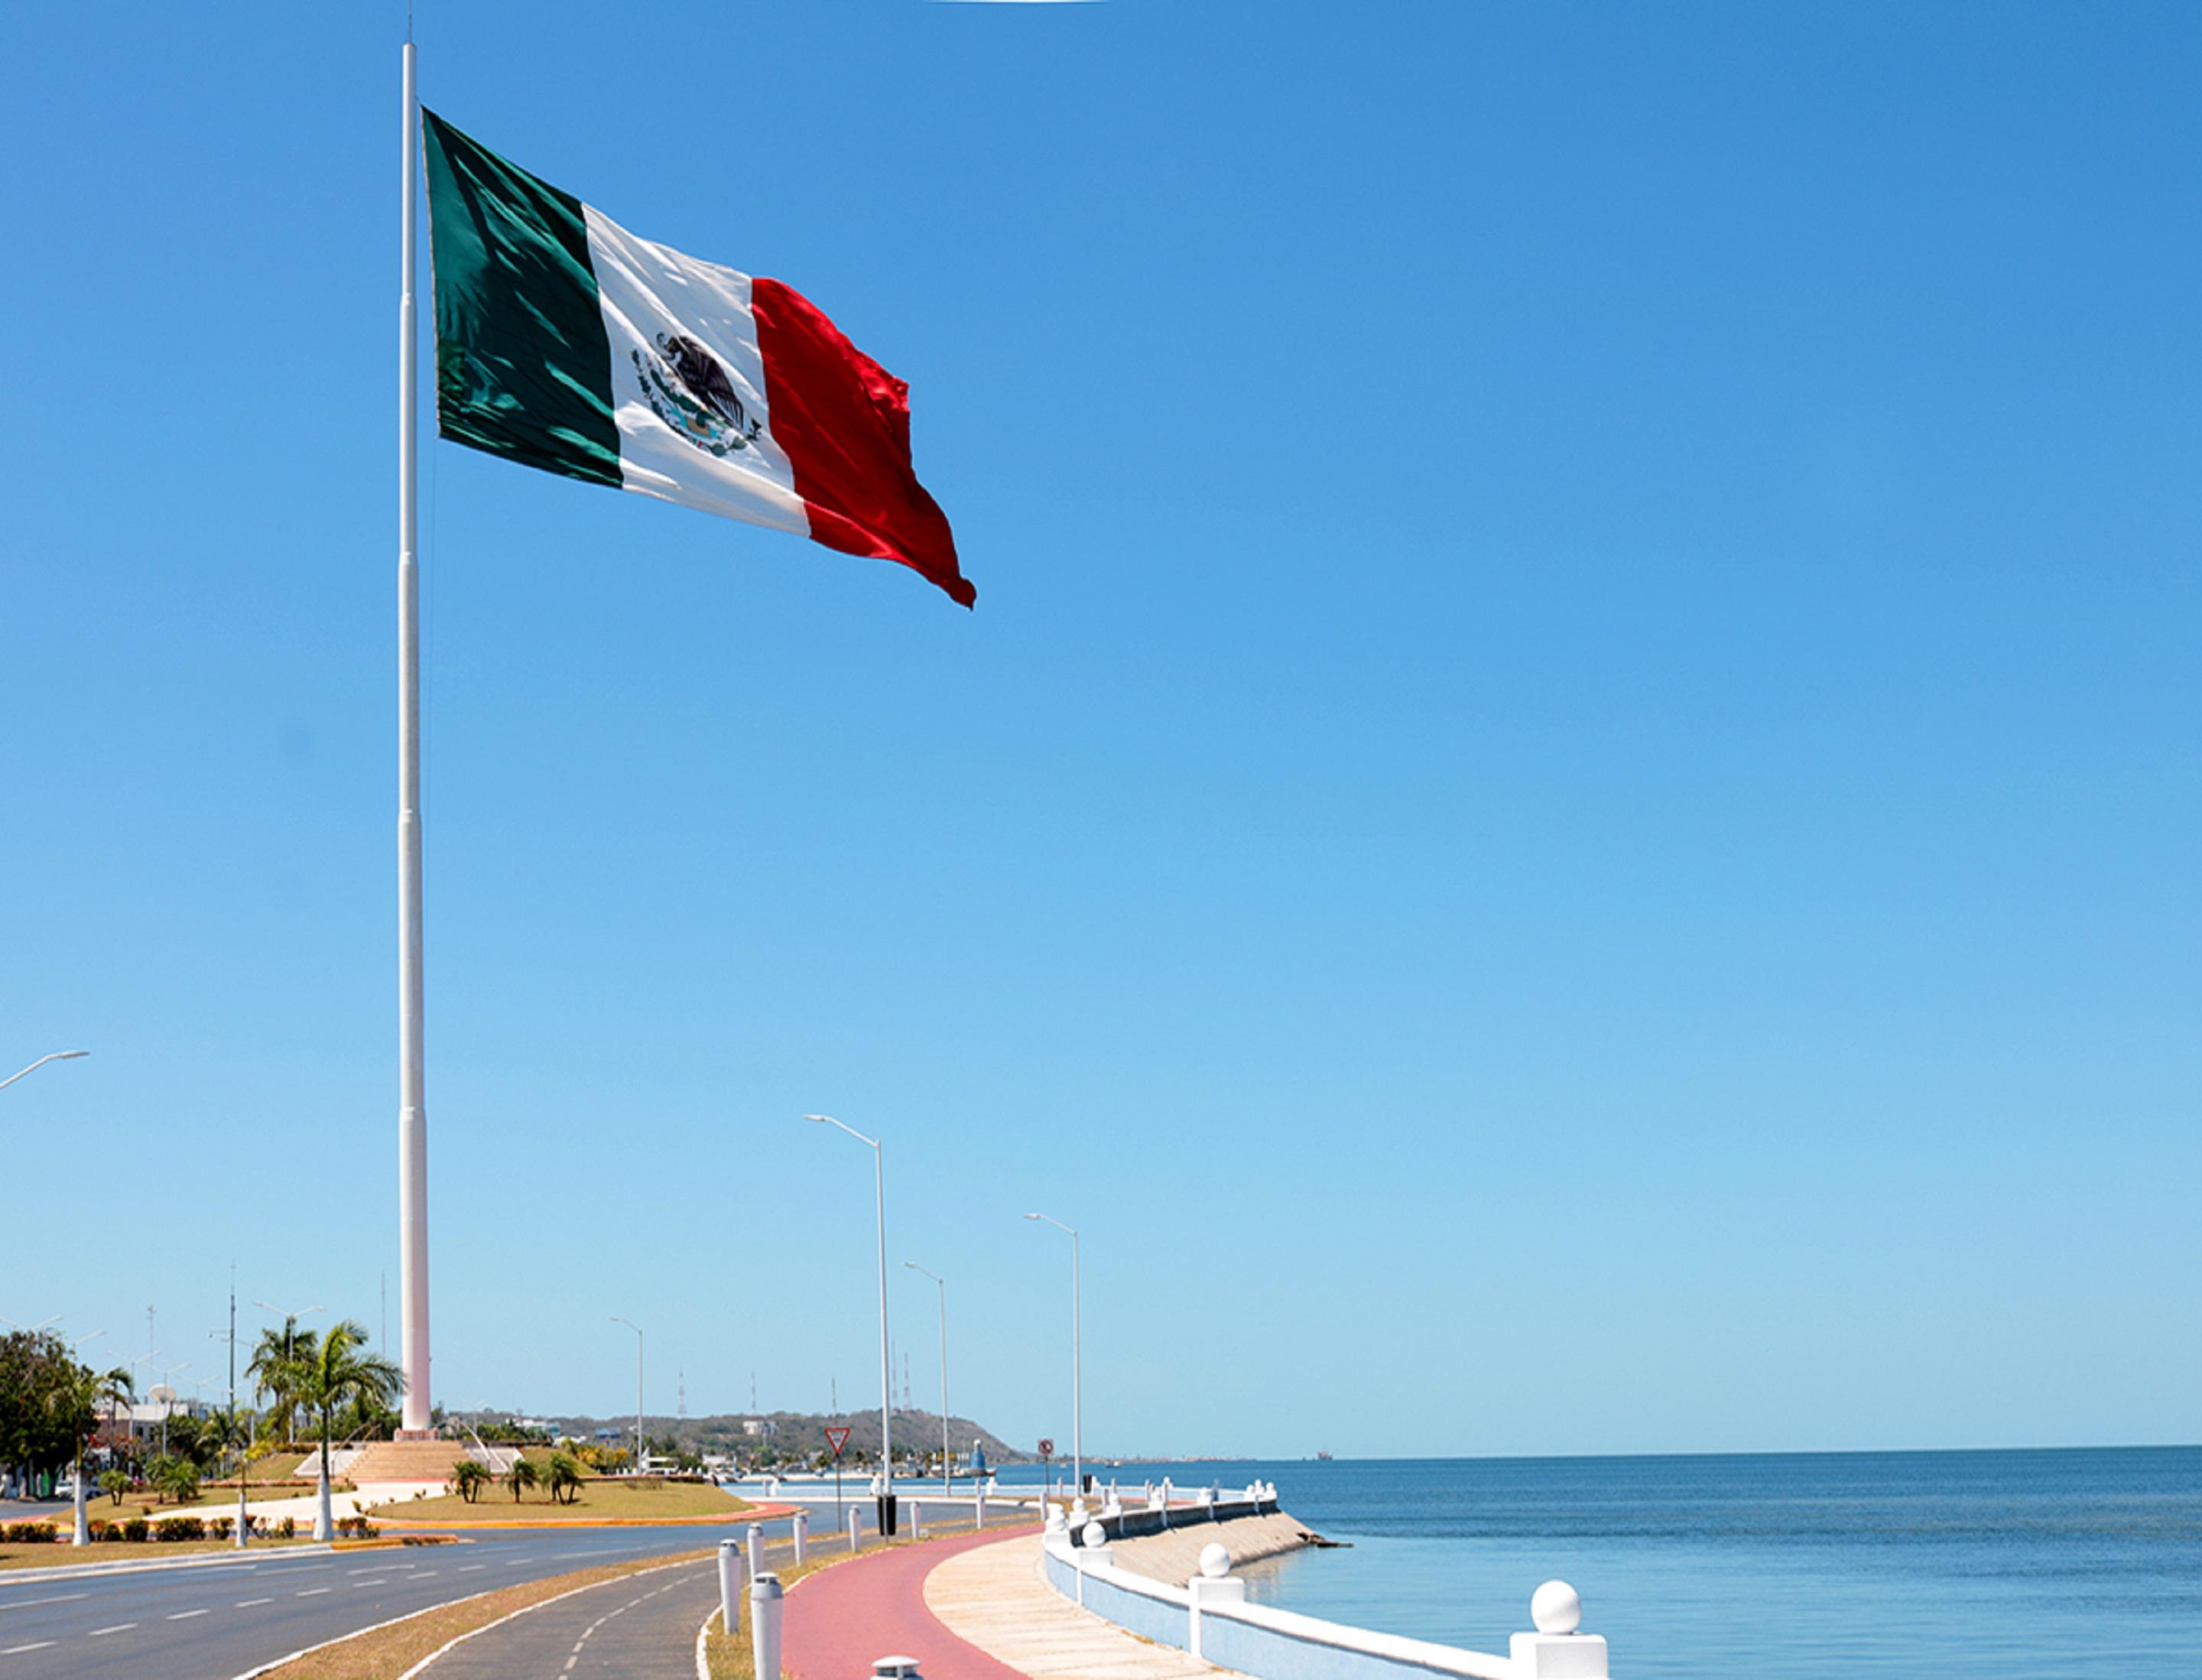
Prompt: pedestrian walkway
<box><xmin>924</xmin><ymin>1532</ymin><xmax>1246</xmax><ymax>1680</ymax></box>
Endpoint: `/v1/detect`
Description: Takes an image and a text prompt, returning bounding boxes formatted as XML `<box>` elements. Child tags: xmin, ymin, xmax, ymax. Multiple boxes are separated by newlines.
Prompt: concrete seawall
<box><xmin>1109</xmin><ymin>1510</ymin><xmax>1321</xmax><ymax>1584</ymax></box>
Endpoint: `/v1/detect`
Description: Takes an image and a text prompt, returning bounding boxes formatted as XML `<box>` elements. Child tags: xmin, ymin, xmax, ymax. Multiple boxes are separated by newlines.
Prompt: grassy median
<box><xmin>371</xmin><ymin>1477</ymin><xmax>752</xmax><ymax>1524</ymax></box>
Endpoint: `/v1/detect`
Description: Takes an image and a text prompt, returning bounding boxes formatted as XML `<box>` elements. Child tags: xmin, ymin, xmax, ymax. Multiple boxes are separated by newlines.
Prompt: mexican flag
<box><xmin>421</xmin><ymin>110</ymin><xmax>973</xmax><ymax>607</ymax></box>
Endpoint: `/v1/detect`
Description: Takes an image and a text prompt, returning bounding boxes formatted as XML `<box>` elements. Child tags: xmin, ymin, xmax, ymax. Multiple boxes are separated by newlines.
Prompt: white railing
<box><xmin>1039</xmin><ymin>1508</ymin><xmax>1608</xmax><ymax>1680</ymax></box>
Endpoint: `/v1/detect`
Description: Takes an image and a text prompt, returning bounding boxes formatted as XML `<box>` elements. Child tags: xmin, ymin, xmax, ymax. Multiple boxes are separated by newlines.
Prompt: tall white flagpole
<box><xmin>395</xmin><ymin>34</ymin><xmax>434</xmax><ymax>1438</ymax></box>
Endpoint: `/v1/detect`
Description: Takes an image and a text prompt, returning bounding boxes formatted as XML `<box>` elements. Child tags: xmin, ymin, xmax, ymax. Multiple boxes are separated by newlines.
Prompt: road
<box><xmin>0</xmin><ymin>1512</ymin><xmax>814</xmax><ymax>1680</ymax></box>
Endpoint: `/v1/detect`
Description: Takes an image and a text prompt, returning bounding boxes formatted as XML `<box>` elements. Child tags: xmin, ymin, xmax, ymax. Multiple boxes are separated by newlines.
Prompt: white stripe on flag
<box><xmin>584</xmin><ymin>205</ymin><xmax>810</xmax><ymax>535</ymax></box>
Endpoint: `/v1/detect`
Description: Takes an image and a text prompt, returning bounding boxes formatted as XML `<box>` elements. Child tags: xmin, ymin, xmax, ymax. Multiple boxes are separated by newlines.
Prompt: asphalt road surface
<box><xmin>0</xmin><ymin>1513</ymin><xmax>814</xmax><ymax>1680</ymax></box>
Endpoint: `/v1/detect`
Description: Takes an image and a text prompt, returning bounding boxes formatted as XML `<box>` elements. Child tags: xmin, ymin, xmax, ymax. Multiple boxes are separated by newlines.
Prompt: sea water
<box><xmin>1012</xmin><ymin>1448</ymin><xmax>2202</xmax><ymax>1680</ymax></box>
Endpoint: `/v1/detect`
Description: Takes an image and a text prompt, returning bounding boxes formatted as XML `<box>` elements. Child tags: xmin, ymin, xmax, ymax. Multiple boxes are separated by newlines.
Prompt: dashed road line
<box><xmin>168</xmin><ymin>1608</ymin><xmax>210</xmax><ymax>1620</ymax></box>
<box><xmin>0</xmin><ymin>1594</ymin><xmax>88</xmax><ymax>1613</ymax></box>
<box><xmin>1</xmin><ymin>1643</ymin><xmax>56</xmax><ymax>1656</ymax></box>
<box><xmin>89</xmin><ymin>1623</ymin><xmax>137</xmax><ymax>1636</ymax></box>
<box><xmin>236</xmin><ymin>1597</ymin><xmax>274</xmax><ymax>1607</ymax></box>
<box><xmin>296</xmin><ymin>1586</ymin><xmax>332</xmax><ymax>1596</ymax></box>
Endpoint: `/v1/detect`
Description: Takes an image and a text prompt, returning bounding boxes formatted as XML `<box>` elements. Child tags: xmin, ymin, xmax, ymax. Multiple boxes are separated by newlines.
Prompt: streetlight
<box><xmin>150</xmin><ymin>1361</ymin><xmax>190</xmax><ymax>1457</ymax></box>
<box><xmin>0</xmin><ymin>1050</ymin><xmax>88</xmax><ymax>1094</ymax></box>
<box><xmin>251</xmin><ymin>1303</ymin><xmax>323</xmax><ymax>1453</ymax></box>
<box><xmin>64</xmin><ymin>1329</ymin><xmax>106</xmax><ymax>1548</ymax></box>
<box><xmin>1025</xmin><ymin>1213</ymin><xmax>1082</xmax><ymax>1503</ymax></box>
<box><xmin>904</xmin><ymin>1262</ymin><xmax>952</xmax><ymax>1494</ymax></box>
<box><xmin>611</xmin><ymin>1318</ymin><xmax>643</xmax><ymax>1473</ymax></box>
<box><xmin>806</xmin><ymin>1113</ymin><xmax>895</xmax><ymax>1535</ymax></box>
<box><xmin>0</xmin><ymin>1314</ymin><xmax>62</xmax><ymax>1334</ymax></box>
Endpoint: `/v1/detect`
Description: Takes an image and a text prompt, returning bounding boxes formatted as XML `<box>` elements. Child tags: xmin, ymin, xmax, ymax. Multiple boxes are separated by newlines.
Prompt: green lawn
<box><xmin>371</xmin><ymin>1477</ymin><xmax>752</xmax><ymax>1523</ymax></box>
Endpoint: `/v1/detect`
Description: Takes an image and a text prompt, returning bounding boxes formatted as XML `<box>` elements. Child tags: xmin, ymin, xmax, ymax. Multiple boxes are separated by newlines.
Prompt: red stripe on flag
<box><xmin>751</xmin><ymin>277</ymin><xmax>974</xmax><ymax>608</ymax></box>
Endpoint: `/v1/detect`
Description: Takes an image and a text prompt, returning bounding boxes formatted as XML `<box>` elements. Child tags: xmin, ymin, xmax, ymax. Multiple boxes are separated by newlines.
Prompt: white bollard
<box><xmin>907</xmin><ymin>1499</ymin><xmax>921</xmax><ymax>1534</ymax></box>
<box><xmin>792</xmin><ymin>1508</ymin><xmax>809</xmax><ymax>1566</ymax></box>
<box><xmin>974</xmin><ymin>1487</ymin><xmax>987</xmax><ymax>1531</ymax></box>
<box><xmin>1510</xmin><ymin>1581</ymin><xmax>1607</xmax><ymax>1680</ymax></box>
<box><xmin>849</xmin><ymin>1506</ymin><xmax>862</xmax><ymax>1552</ymax></box>
<box><xmin>1187</xmin><ymin>1544</ymin><xmax>1245</xmax><ymax>1662</ymax></box>
<box><xmin>717</xmin><ymin>1539</ymin><xmax>747</xmax><ymax>1636</ymax></box>
<box><xmin>746</xmin><ymin>1522</ymin><xmax>766</xmax><ymax>1580</ymax></box>
<box><xmin>750</xmin><ymin>1574</ymin><xmax>784</xmax><ymax>1680</ymax></box>
<box><xmin>872</xmin><ymin>1659</ymin><xmax>922</xmax><ymax>1680</ymax></box>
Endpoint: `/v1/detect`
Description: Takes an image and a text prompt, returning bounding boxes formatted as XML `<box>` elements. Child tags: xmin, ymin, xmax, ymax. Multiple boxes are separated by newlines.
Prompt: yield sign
<box><xmin>825</xmin><ymin>1427</ymin><xmax>853</xmax><ymax>1457</ymax></box>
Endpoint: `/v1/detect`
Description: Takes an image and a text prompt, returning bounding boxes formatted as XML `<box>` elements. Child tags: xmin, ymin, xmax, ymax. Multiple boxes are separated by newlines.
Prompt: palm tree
<box><xmin>452</xmin><ymin>1460</ymin><xmax>489</xmax><ymax>1504</ymax></box>
<box><xmin>247</xmin><ymin>1321</ymin><xmax>319</xmax><ymax>1446</ymax></box>
<box><xmin>544</xmin><ymin>1452</ymin><xmax>584</xmax><ymax>1506</ymax></box>
<box><xmin>47</xmin><ymin>1361</ymin><xmax>132</xmax><ymax>1546</ymax></box>
<box><xmin>98</xmin><ymin>1468</ymin><xmax>129</xmax><ymax>1506</ymax></box>
<box><xmin>505</xmin><ymin>1457</ymin><xmax>539</xmax><ymax>1503</ymax></box>
<box><xmin>284</xmin><ymin>1321</ymin><xmax>403</xmax><ymax>1542</ymax></box>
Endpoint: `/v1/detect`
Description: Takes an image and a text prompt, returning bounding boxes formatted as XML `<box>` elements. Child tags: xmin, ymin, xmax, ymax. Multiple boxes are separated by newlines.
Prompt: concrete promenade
<box><xmin>920</xmin><ymin>1531</ymin><xmax>1249</xmax><ymax>1680</ymax></box>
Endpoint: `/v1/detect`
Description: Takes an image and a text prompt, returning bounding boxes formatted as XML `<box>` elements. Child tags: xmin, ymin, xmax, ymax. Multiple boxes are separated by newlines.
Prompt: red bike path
<box><xmin>785</xmin><ymin>1523</ymin><xmax>1041</xmax><ymax>1680</ymax></box>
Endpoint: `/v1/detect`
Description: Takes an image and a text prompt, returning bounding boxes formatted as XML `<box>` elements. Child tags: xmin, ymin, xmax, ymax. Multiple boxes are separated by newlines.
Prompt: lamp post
<box><xmin>151</xmin><ymin>1362</ymin><xmax>190</xmax><ymax>1458</ymax></box>
<box><xmin>1024</xmin><ymin>1213</ymin><xmax>1082</xmax><ymax>1502</ymax></box>
<box><xmin>252</xmin><ymin>1302</ymin><xmax>323</xmax><ymax>1451</ymax></box>
<box><xmin>806</xmin><ymin>1114</ymin><xmax>895</xmax><ymax>1535</ymax></box>
<box><xmin>610</xmin><ymin>1318</ymin><xmax>644</xmax><ymax>1472</ymax></box>
<box><xmin>0</xmin><ymin>1050</ymin><xmax>88</xmax><ymax>1094</ymax></box>
<box><xmin>66</xmin><ymin>1329</ymin><xmax>104</xmax><ymax>1546</ymax></box>
<box><xmin>904</xmin><ymin>1262</ymin><xmax>951</xmax><ymax>1494</ymax></box>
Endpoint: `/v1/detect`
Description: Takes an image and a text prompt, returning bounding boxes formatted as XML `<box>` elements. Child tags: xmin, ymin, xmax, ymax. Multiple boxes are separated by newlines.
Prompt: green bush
<box><xmin>86</xmin><ymin>1518</ymin><xmax>115</xmax><ymax>1542</ymax></box>
<box><xmin>209</xmin><ymin>1516</ymin><xmax>234</xmax><ymax>1540</ymax></box>
<box><xmin>122</xmin><ymin>1517</ymin><xmax>151</xmax><ymax>1542</ymax></box>
<box><xmin>155</xmin><ymin>1516</ymin><xmax>206</xmax><ymax>1542</ymax></box>
<box><xmin>274</xmin><ymin>1516</ymin><xmax>296</xmax><ymax>1539</ymax></box>
<box><xmin>2</xmin><ymin>1521</ymin><xmax>58</xmax><ymax>1543</ymax></box>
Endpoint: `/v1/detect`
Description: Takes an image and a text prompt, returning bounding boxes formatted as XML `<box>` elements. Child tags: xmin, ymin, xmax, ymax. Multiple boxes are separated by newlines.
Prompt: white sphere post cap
<box><xmin>1199</xmin><ymin>1542</ymin><xmax>1232</xmax><ymax>1579</ymax></box>
<box><xmin>1531</xmin><ymin>1580</ymin><xmax>1581</xmax><ymax>1635</ymax></box>
<box><xmin>1081</xmin><ymin>1520</ymin><xmax>1108</xmax><ymax>1549</ymax></box>
<box><xmin>1044</xmin><ymin>1506</ymin><xmax>1067</xmax><ymax>1532</ymax></box>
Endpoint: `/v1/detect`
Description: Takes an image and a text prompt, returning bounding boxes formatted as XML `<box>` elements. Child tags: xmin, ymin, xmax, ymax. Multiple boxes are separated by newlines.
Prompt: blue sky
<box><xmin>4</xmin><ymin>2</ymin><xmax>2195</xmax><ymax>1458</ymax></box>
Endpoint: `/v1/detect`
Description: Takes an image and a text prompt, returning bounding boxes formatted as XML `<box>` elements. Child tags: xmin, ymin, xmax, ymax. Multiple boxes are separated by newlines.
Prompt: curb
<box><xmin>373</xmin><ymin>1502</ymin><xmax>794</xmax><ymax>1532</ymax></box>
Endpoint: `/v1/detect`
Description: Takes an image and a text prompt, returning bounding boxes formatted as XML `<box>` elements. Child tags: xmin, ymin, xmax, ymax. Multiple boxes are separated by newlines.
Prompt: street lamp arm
<box><xmin>0</xmin><ymin>1051</ymin><xmax>89</xmax><ymax>1093</ymax></box>
<box><xmin>805</xmin><ymin>1113</ymin><xmax>879</xmax><ymax>1150</ymax></box>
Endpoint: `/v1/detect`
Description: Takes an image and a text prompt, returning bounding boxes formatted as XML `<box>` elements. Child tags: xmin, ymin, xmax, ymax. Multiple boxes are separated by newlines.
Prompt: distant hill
<box><xmin>457</xmin><ymin>1407</ymin><xmax>1027</xmax><ymax>1467</ymax></box>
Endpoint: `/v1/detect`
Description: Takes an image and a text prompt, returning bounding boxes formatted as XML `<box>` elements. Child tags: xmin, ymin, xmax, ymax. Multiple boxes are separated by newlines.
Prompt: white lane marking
<box><xmin>352</xmin><ymin>1578</ymin><xmax>389</xmax><ymax>1587</ymax></box>
<box><xmin>456</xmin><ymin>1563</ymin><xmax>486</xmax><ymax>1572</ymax></box>
<box><xmin>296</xmin><ymin>1586</ymin><xmax>332</xmax><ymax>1596</ymax></box>
<box><xmin>0</xmin><ymin>1594</ymin><xmax>88</xmax><ymax>1613</ymax></box>
<box><xmin>349</xmin><ymin>1566</ymin><xmax>391</xmax><ymax>1574</ymax></box>
<box><xmin>236</xmin><ymin>1597</ymin><xmax>274</xmax><ymax>1607</ymax></box>
<box><xmin>1</xmin><ymin>1644</ymin><xmax>56</xmax><ymax>1655</ymax></box>
<box><xmin>89</xmin><ymin>1623</ymin><xmax>138</xmax><ymax>1636</ymax></box>
<box><xmin>411</xmin><ymin>1570</ymin><xmax>437</xmax><ymax>1578</ymax></box>
<box><xmin>167</xmin><ymin>1609</ymin><xmax>210</xmax><ymax>1620</ymax></box>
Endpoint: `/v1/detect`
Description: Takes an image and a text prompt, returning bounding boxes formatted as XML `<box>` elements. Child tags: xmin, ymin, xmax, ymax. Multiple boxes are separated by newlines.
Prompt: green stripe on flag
<box><xmin>421</xmin><ymin>110</ymin><xmax>620</xmax><ymax>488</ymax></box>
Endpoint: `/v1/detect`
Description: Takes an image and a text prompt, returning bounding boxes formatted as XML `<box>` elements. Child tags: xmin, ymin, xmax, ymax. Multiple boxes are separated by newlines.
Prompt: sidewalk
<box><xmin>785</xmin><ymin>1526</ymin><xmax>1247</xmax><ymax>1680</ymax></box>
<box><xmin>925</xmin><ymin>1532</ymin><xmax>1245</xmax><ymax>1680</ymax></box>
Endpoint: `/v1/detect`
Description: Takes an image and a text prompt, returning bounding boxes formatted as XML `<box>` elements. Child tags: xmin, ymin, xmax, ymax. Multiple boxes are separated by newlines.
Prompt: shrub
<box><xmin>209</xmin><ymin>1516</ymin><xmax>233</xmax><ymax>1540</ymax></box>
<box><xmin>275</xmin><ymin>1516</ymin><xmax>296</xmax><ymax>1539</ymax></box>
<box><xmin>2</xmin><ymin>1522</ymin><xmax>57</xmax><ymax>1543</ymax></box>
<box><xmin>122</xmin><ymin>1517</ymin><xmax>150</xmax><ymax>1542</ymax></box>
<box><xmin>335</xmin><ymin>1515</ymin><xmax>382</xmax><ymax>1539</ymax></box>
<box><xmin>155</xmin><ymin>1516</ymin><xmax>206</xmax><ymax>1542</ymax></box>
<box><xmin>86</xmin><ymin>1518</ymin><xmax>115</xmax><ymax>1542</ymax></box>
